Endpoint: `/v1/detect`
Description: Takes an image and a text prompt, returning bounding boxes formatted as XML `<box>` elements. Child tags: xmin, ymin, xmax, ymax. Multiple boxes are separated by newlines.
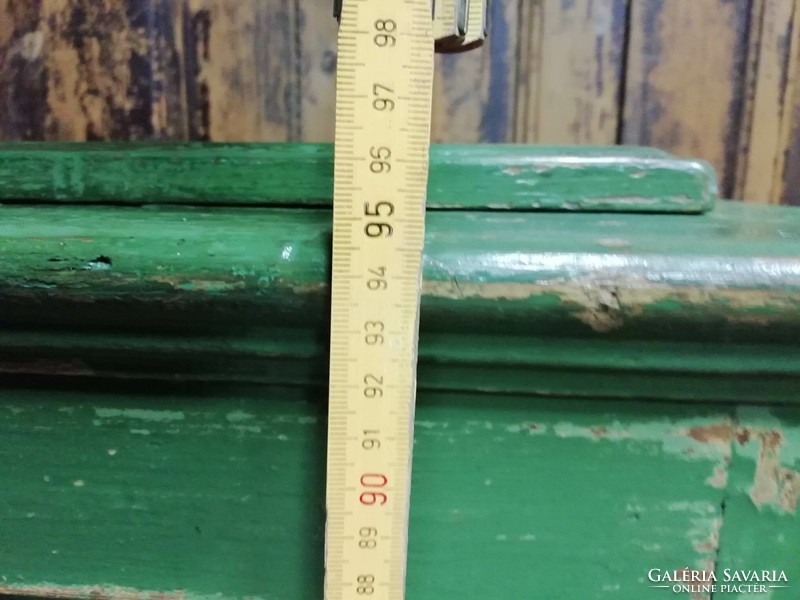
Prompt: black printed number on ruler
<box><xmin>364</xmin><ymin>202</ymin><xmax>394</xmax><ymax>238</ymax></box>
<box><xmin>356</xmin><ymin>574</ymin><xmax>375</xmax><ymax>595</ymax></box>
<box><xmin>373</xmin><ymin>83</ymin><xmax>394</xmax><ymax>111</ymax></box>
<box><xmin>365</xmin><ymin>17</ymin><xmax>397</xmax><ymax>242</ymax></box>
<box><xmin>373</xmin><ymin>19</ymin><xmax>396</xmax><ymax>46</ymax></box>
<box><xmin>329</xmin><ymin>2</ymin><xmax>432</xmax><ymax>600</ymax></box>
<box><xmin>366</xmin><ymin>266</ymin><xmax>387</xmax><ymax>290</ymax></box>
<box><xmin>362</xmin><ymin>429</ymin><xmax>381</xmax><ymax>450</ymax></box>
<box><xmin>359</xmin><ymin>526</ymin><xmax>378</xmax><ymax>549</ymax></box>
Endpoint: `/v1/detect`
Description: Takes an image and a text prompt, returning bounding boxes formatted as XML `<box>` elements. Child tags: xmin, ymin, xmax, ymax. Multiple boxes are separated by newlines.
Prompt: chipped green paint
<box><xmin>713</xmin><ymin>406</ymin><xmax>800</xmax><ymax>593</ymax></box>
<box><xmin>0</xmin><ymin>141</ymin><xmax>796</xmax><ymax>600</ymax></box>
<box><xmin>93</xmin><ymin>408</ymin><xmax>186</xmax><ymax>422</ymax></box>
<box><xmin>0</xmin><ymin>379</ymin><xmax>748</xmax><ymax>600</ymax></box>
<box><xmin>0</xmin><ymin>143</ymin><xmax>716</xmax><ymax>212</ymax></box>
<box><xmin>0</xmin><ymin>201</ymin><xmax>798</xmax><ymax>402</ymax></box>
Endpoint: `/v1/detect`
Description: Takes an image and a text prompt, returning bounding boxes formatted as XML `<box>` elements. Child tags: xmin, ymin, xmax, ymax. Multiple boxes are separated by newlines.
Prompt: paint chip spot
<box><xmin>597</xmin><ymin>238</ymin><xmax>631</xmax><ymax>248</ymax></box>
<box><xmin>706</xmin><ymin>465</ymin><xmax>728</xmax><ymax>489</ymax></box>
<box><xmin>83</xmin><ymin>256</ymin><xmax>112</xmax><ymax>271</ymax></box>
<box><xmin>73</xmin><ymin>480</ymin><xmax>85</xmax><ymax>487</ymax></box>
<box><xmin>96</xmin><ymin>408</ymin><xmax>184</xmax><ymax>422</ymax></box>
<box><xmin>226</xmin><ymin>410</ymin><xmax>255</xmax><ymax>423</ymax></box>
<box><xmin>495</xmin><ymin>534</ymin><xmax>508</xmax><ymax>541</ymax></box>
<box><xmin>107</xmin><ymin>449</ymin><xmax>117</xmax><ymax>456</ymax></box>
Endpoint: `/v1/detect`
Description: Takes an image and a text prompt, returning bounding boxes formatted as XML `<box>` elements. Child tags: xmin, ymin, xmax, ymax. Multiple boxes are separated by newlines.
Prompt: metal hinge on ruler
<box><xmin>334</xmin><ymin>0</ymin><xmax>489</xmax><ymax>51</ymax></box>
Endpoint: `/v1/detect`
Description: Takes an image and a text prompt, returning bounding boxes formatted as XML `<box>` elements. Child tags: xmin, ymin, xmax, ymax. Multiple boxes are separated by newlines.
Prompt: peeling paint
<box><xmin>423</xmin><ymin>278</ymin><xmax>800</xmax><ymax>333</ymax></box>
<box><xmin>749</xmin><ymin>430</ymin><xmax>800</xmax><ymax>513</ymax></box>
<box><xmin>666</xmin><ymin>501</ymin><xmax>717</xmax><ymax>514</ymax></box>
<box><xmin>686</xmin><ymin>423</ymin><xmax>734</xmax><ymax>454</ymax></box>
<box><xmin>553</xmin><ymin>418</ymin><xmax>732</xmax><ymax>459</ymax></box>
<box><xmin>690</xmin><ymin>517</ymin><xmax>722</xmax><ymax>553</ymax></box>
<box><xmin>225</xmin><ymin>410</ymin><xmax>255</xmax><ymax>422</ymax></box>
<box><xmin>0</xmin><ymin>584</ymin><xmax>186</xmax><ymax>600</ymax></box>
<box><xmin>706</xmin><ymin>465</ymin><xmax>729</xmax><ymax>489</ymax></box>
<box><xmin>596</xmin><ymin>237</ymin><xmax>631</xmax><ymax>248</ymax></box>
<box><xmin>148</xmin><ymin>275</ymin><xmax>246</xmax><ymax>293</ymax></box>
<box><xmin>95</xmin><ymin>408</ymin><xmax>185</xmax><ymax>422</ymax></box>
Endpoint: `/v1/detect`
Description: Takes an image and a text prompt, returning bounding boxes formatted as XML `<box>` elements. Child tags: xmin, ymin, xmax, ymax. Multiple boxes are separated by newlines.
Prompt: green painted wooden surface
<box><xmin>0</xmin><ymin>141</ymin><xmax>795</xmax><ymax>600</ymax></box>
<box><xmin>0</xmin><ymin>201</ymin><xmax>797</xmax><ymax>402</ymax></box>
<box><xmin>0</xmin><ymin>143</ymin><xmax>716</xmax><ymax>212</ymax></box>
<box><xmin>715</xmin><ymin>406</ymin><xmax>800</xmax><ymax>593</ymax></box>
<box><xmin>5</xmin><ymin>377</ymin><xmax>794</xmax><ymax>600</ymax></box>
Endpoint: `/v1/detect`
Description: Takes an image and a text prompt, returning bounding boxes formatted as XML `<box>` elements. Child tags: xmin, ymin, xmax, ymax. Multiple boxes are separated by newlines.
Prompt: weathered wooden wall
<box><xmin>1</xmin><ymin>0</ymin><xmax>799</xmax><ymax>204</ymax></box>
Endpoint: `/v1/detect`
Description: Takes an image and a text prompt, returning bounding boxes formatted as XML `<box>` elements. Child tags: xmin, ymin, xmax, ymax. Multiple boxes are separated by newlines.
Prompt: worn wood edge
<box><xmin>0</xmin><ymin>202</ymin><xmax>795</xmax><ymax>330</ymax></box>
<box><xmin>0</xmin><ymin>202</ymin><xmax>798</xmax><ymax>400</ymax></box>
<box><xmin>0</xmin><ymin>584</ymin><xmax>186</xmax><ymax>600</ymax></box>
<box><xmin>0</xmin><ymin>143</ymin><xmax>717</xmax><ymax>212</ymax></box>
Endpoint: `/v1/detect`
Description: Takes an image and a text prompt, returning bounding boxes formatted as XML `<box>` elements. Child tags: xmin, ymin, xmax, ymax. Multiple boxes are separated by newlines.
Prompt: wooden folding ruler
<box><xmin>325</xmin><ymin>1</ymin><xmax>488</xmax><ymax>599</ymax></box>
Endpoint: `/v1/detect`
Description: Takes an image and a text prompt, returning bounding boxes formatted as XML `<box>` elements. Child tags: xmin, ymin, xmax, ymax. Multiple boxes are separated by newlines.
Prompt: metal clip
<box><xmin>462</xmin><ymin>0</ymin><xmax>489</xmax><ymax>49</ymax></box>
<box><xmin>432</xmin><ymin>0</ymin><xmax>491</xmax><ymax>52</ymax></box>
<box><xmin>334</xmin><ymin>0</ymin><xmax>488</xmax><ymax>52</ymax></box>
<box><xmin>433</xmin><ymin>0</ymin><xmax>467</xmax><ymax>43</ymax></box>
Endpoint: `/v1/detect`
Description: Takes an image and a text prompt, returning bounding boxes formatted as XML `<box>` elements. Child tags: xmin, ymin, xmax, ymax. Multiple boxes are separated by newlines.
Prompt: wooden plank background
<box><xmin>1</xmin><ymin>0</ymin><xmax>799</xmax><ymax>204</ymax></box>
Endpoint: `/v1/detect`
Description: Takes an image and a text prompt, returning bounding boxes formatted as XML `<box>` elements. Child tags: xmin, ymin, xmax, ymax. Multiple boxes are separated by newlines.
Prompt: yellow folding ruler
<box><xmin>326</xmin><ymin>2</ymin><xmax>487</xmax><ymax>599</ymax></box>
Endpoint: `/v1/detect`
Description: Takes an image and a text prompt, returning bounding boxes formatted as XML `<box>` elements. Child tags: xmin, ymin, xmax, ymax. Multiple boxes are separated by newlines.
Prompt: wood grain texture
<box><xmin>295</xmin><ymin>0</ymin><xmax>337</xmax><ymax>142</ymax></box>
<box><xmin>622</xmin><ymin>0</ymin><xmax>751</xmax><ymax>197</ymax></box>
<box><xmin>0</xmin><ymin>0</ymin><xmax>195</xmax><ymax>141</ymax></box>
<box><xmin>41</xmin><ymin>0</ymin><xmax>155</xmax><ymax>141</ymax></box>
<box><xmin>515</xmin><ymin>0</ymin><xmax>628</xmax><ymax>144</ymax></box>
<box><xmin>734</xmin><ymin>0</ymin><xmax>800</xmax><ymax>204</ymax></box>
<box><xmin>0</xmin><ymin>0</ymin><xmax>48</xmax><ymax>140</ymax></box>
<box><xmin>781</xmin><ymin>86</ymin><xmax>800</xmax><ymax>206</ymax></box>
<box><xmin>187</xmin><ymin>0</ymin><xmax>301</xmax><ymax>142</ymax></box>
<box><xmin>150</xmin><ymin>0</ymin><xmax>188</xmax><ymax>139</ymax></box>
<box><xmin>0</xmin><ymin>0</ymin><xmax>304</xmax><ymax>142</ymax></box>
<box><xmin>430</xmin><ymin>0</ymin><xmax>518</xmax><ymax>142</ymax></box>
<box><xmin>771</xmin><ymin>1</ymin><xmax>800</xmax><ymax>206</ymax></box>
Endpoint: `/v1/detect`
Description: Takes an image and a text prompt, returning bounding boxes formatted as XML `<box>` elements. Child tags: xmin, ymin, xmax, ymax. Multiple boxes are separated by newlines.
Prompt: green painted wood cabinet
<box><xmin>0</xmin><ymin>144</ymin><xmax>797</xmax><ymax>600</ymax></box>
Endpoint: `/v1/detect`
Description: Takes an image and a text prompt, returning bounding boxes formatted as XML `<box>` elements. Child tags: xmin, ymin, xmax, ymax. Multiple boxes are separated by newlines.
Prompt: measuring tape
<box><xmin>325</xmin><ymin>1</ymin><xmax>489</xmax><ymax>598</ymax></box>
<box><xmin>325</xmin><ymin>1</ymin><xmax>434</xmax><ymax>599</ymax></box>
